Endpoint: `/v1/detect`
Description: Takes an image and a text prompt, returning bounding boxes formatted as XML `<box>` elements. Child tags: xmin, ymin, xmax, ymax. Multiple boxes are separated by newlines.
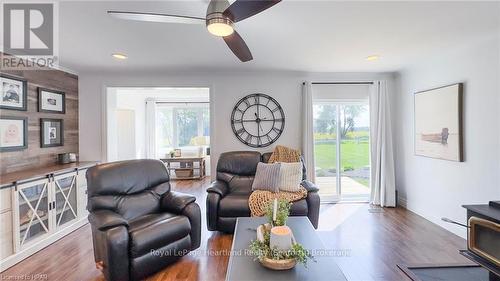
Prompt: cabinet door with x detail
<box><xmin>12</xmin><ymin>178</ymin><xmax>51</xmax><ymax>251</ymax></box>
<box><xmin>52</xmin><ymin>172</ymin><xmax>78</xmax><ymax>230</ymax></box>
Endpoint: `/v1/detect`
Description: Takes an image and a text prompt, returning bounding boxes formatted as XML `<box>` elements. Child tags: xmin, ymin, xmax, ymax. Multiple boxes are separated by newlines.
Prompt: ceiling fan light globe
<box><xmin>206</xmin><ymin>17</ymin><xmax>234</xmax><ymax>37</ymax></box>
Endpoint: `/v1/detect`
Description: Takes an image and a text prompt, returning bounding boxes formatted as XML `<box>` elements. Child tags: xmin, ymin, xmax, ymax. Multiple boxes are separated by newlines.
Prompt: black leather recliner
<box><xmin>206</xmin><ymin>151</ymin><xmax>320</xmax><ymax>233</ymax></box>
<box><xmin>86</xmin><ymin>159</ymin><xmax>201</xmax><ymax>281</ymax></box>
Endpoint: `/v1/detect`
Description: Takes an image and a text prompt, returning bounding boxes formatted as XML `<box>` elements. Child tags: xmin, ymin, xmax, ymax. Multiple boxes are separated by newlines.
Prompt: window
<box><xmin>156</xmin><ymin>103</ymin><xmax>210</xmax><ymax>158</ymax></box>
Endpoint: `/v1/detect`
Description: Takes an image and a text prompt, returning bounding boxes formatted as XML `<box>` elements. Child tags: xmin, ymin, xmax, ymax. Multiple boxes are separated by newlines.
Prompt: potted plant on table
<box><xmin>248</xmin><ymin>199</ymin><xmax>315</xmax><ymax>270</ymax></box>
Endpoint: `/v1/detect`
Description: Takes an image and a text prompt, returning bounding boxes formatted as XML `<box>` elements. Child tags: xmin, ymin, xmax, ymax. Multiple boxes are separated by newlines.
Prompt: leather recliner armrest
<box><xmin>161</xmin><ymin>191</ymin><xmax>197</xmax><ymax>214</ymax></box>
<box><xmin>161</xmin><ymin>191</ymin><xmax>201</xmax><ymax>250</ymax></box>
<box><xmin>206</xmin><ymin>180</ymin><xmax>229</xmax><ymax>197</ymax></box>
<box><xmin>301</xmin><ymin>180</ymin><xmax>319</xmax><ymax>192</ymax></box>
<box><xmin>88</xmin><ymin>210</ymin><xmax>128</xmax><ymax>231</ymax></box>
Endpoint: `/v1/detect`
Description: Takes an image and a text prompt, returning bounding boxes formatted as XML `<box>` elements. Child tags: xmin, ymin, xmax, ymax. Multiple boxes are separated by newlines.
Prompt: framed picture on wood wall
<box><xmin>40</xmin><ymin>118</ymin><xmax>64</xmax><ymax>147</ymax></box>
<box><xmin>0</xmin><ymin>116</ymin><xmax>28</xmax><ymax>152</ymax></box>
<box><xmin>38</xmin><ymin>88</ymin><xmax>66</xmax><ymax>114</ymax></box>
<box><xmin>414</xmin><ymin>83</ymin><xmax>463</xmax><ymax>162</ymax></box>
<box><xmin>0</xmin><ymin>73</ymin><xmax>27</xmax><ymax>111</ymax></box>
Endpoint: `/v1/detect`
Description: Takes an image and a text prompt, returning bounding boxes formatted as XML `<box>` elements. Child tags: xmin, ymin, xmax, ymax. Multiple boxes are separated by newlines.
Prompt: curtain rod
<box><xmin>303</xmin><ymin>82</ymin><xmax>374</xmax><ymax>85</ymax></box>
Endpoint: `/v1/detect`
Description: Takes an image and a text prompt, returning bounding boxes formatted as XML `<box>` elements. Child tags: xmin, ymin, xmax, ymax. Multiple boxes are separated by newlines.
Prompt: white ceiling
<box><xmin>58</xmin><ymin>1</ymin><xmax>500</xmax><ymax>73</ymax></box>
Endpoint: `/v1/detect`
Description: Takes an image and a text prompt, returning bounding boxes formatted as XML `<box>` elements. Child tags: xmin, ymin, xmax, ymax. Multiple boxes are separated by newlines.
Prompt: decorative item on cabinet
<box><xmin>58</xmin><ymin>153</ymin><xmax>77</xmax><ymax>164</ymax></box>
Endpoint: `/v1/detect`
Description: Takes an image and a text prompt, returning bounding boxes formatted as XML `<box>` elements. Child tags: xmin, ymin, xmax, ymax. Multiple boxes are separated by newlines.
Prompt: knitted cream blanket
<box><xmin>249</xmin><ymin>145</ymin><xmax>307</xmax><ymax>217</ymax></box>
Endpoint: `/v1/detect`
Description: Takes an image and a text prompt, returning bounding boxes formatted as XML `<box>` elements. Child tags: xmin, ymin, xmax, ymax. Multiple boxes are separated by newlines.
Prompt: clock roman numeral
<box><xmin>236</xmin><ymin>128</ymin><xmax>245</xmax><ymax>135</ymax></box>
<box><xmin>245</xmin><ymin>134</ymin><xmax>252</xmax><ymax>143</ymax></box>
<box><xmin>243</xmin><ymin>99</ymin><xmax>250</xmax><ymax>107</ymax></box>
<box><xmin>254</xmin><ymin>96</ymin><xmax>259</xmax><ymax>105</ymax></box>
<box><xmin>272</xmin><ymin>127</ymin><xmax>281</xmax><ymax>134</ymax></box>
<box><xmin>271</xmin><ymin>107</ymin><xmax>280</xmax><ymax>113</ymax></box>
<box><xmin>232</xmin><ymin>119</ymin><xmax>243</xmax><ymax>124</ymax></box>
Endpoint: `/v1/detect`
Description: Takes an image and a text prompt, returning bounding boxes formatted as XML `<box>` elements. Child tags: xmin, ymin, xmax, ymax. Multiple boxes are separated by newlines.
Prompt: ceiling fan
<box><xmin>108</xmin><ymin>0</ymin><xmax>281</xmax><ymax>62</ymax></box>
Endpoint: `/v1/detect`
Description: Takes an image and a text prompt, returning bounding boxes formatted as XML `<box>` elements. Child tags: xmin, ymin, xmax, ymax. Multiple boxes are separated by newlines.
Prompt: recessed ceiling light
<box><xmin>112</xmin><ymin>53</ymin><xmax>128</xmax><ymax>60</ymax></box>
<box><xmin>366</xmin><ymin>55</ymin><xmax>380</xmax><ymax>61</ymax></box>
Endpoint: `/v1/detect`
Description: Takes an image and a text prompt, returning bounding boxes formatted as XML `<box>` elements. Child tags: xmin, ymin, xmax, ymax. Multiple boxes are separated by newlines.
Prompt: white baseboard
<box><xmin>0</xmin><ymin>217</ymin><xmax>88</xmax><ymax>272</ymax></box>
<box><xmin>397</xmin><ymin>195</ymin><xmax>407</xmax><ymax>208</ymax></box>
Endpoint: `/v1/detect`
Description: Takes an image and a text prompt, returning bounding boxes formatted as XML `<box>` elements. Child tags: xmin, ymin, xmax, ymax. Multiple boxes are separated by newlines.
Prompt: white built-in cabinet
<box><xmin>0</xmin><ymin>164</ymin><xmax>93</xmax><ymax>272</ymax></box>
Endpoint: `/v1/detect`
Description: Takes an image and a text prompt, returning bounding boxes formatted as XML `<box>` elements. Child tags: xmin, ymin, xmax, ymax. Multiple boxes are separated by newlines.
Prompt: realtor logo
<box><xmin>3</xmin><ymin>3</ymin><xmax>54</xmax><ymax>56</ymax></box>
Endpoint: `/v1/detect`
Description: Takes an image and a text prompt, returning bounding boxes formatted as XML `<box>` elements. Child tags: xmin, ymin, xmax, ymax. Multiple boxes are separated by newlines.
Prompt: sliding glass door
<box><xmin>313</xmin><ymin>102</ymin><xmax>370</xmax><ymax>202</ymax></box>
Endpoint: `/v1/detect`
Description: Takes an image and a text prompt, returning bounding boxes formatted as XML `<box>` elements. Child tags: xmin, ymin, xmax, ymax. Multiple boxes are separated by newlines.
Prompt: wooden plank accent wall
<box><xmin>0</xmin><ymin>65</ymin><xmax>78</xmax><ymax>174</ymax></box>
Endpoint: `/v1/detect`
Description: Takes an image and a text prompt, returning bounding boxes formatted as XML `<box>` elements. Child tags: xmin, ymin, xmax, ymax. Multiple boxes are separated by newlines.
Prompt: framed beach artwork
<box><xmin>0</xmin><ymin>116</ymin><xmax>28</xmax><ymax>152</ymax></box>
<box><xmin>0</xmin><ymin>73</ymin><xmax>27</xmax><ymax>111</ymax></box>
<box><xmin>414</xmin><ymin>83</ymin><xmax>463</xmax><ymax>162</ymax></box>
<box><xmin>40</xmin><ymin>118</ymin><xmax>64</xmax><ymax>147</ymax></box>
<box><xmin>38</xmin><ymin>88</ymin><xmax>66</xmax><ymax>113</ymax></box>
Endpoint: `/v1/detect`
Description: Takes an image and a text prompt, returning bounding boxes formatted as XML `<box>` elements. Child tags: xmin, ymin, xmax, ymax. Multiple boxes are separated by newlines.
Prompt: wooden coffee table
<box><xmin>225</xmin><ymin>217</ymin><xmax>347</xmax><ymax>281</ymax></box>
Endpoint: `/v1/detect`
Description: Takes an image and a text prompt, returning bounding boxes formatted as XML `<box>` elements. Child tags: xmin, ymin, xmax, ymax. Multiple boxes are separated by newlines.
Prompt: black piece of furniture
<box><xmin>206</xmin><ymin>151</ymin><xmax>320</xmax><ymax>233</ymax></box>
<box><xmin>461</xmin><ymin>201</ymin><xmax>500</xmax><ymax>280</ymax></box>
<box><xmin>398</xmin><ymin>264</ymin><xmax>493</xmax><ymax>281</ymax></box>
<box><xmin>86</xmin><ymin>160</ymin><xmax>201</xmax><ymax>281</ymax></box>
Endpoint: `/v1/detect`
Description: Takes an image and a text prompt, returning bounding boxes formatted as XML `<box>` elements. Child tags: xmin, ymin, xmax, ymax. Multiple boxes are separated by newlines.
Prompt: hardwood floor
<box><xmin>1</xmin><ymin>178</ymin><xmax>471</xmax><ymax>281</ymax></box>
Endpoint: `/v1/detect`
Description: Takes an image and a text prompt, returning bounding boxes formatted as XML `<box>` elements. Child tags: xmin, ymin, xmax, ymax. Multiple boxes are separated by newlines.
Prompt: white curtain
<box><xmin>145</xmin><ymin>100</ymin><xmax>157</xmax><ymax>159</ymax></box>
<box><xmin>302</xmin><ymin>82</ymin><xmax>316</xmax><ymax>182</ymax></box>
<box><xmin>369</xmin><ymin>81</ymin><xmax>396</xmax><ymax>207</ymax></box>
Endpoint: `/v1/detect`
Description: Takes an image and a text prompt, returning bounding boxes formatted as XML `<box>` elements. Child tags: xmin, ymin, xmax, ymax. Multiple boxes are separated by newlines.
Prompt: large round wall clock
<box><xmin>231</xmin><ymin>93</ymin><xmax>285</xmax><ymax>148</ymax></box>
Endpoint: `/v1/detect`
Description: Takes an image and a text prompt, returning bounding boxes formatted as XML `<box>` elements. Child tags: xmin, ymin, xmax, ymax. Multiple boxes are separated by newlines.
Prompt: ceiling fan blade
<box><xmin>108</xmin><ymin>11</ymin><xmax>205</xmax><ymax>24</ymax></box>
<box><xmin>223</xmin><ymin>30</ymin><xmax>253</xmax><ymax>62</ymax></box>
<box><xmin>223</xmin><ymin>0</ymin><xmax>281</xmax><ymax>23</ymax></box>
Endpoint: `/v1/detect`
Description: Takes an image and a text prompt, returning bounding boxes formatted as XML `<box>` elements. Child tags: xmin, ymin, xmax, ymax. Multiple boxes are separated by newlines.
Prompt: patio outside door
<box><xmin>313</xmin><ymin>102</ymin><xmax>370</xmax><ymax>202</ymax></box>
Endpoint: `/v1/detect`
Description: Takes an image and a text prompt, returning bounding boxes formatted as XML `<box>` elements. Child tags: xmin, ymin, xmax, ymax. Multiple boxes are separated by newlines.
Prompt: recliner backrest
<box><xmin>216</xmin><ymin>151</ymin><xmax>308</xmax><ymax>194</ymax></box>
<box><xmin>216</xmin><ymin>151</ymin><xmax>261</xmax><ymax>194</ymax></box>
<box><xmin>86</xmin><ymin>159</ymin><xmax>171</xmax><ymax>220</ymax></box>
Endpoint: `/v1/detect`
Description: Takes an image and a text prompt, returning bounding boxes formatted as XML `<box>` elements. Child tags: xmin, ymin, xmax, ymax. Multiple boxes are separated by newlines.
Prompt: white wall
<box><xmin>115</xmin><ymin>109</ymin><xmax>136</xmax><ymax>160</ymax></box>
<box><xmin>79</xmin><ymin>71</ymin><xmax>393</xmax><ymax>176</ymax></box>
<box><xmin>393</xmin><ymin>34</ymin><xmax>500</xmax><ymax>238</ymax></box>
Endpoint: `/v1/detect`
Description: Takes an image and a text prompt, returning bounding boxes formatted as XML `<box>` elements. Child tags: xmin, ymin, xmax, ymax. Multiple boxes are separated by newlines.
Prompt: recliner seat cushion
<box><xmin>218</xmin><ymin>194</ymin><xmax>251</xmax><ymax>217</ymax></box>
<box><xmin>129</xmin><ymin>213</ymin><xmax>191</xmax><ymax>258</ymax></box>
